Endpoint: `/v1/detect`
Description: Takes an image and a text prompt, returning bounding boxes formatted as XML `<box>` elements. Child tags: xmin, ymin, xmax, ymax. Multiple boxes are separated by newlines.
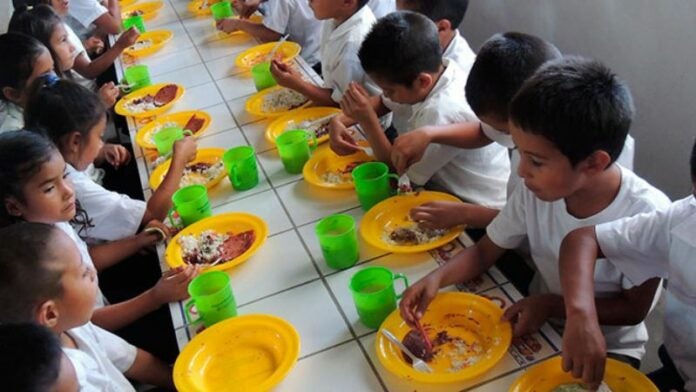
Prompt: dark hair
<box><xmin>397</xmin><ymin>0</ymin><xmax>469</xmax><ymax>28</ymax></box>
<box><xmin>691</xmin><ymin>138</ymin><xmax>696</xmax><ymax>180</ymax></box>
<box><xmin>0</xmin><ymin>33</ymin><xmax>49</xmax><ymax>102</ymax></box>
<box><xmin>357</xmin><ymin>0</ymin><xmax>369</xmax><ymax>9</ymax></box>
<box><xmin>466</xmin><ymin>32</ymin><xmax>561</xmax><ymax>120</ymax></box>
<box><xmin>0</xmin><ymin>223</ymin><xmax>65</xmax><ymax>324</ymax></box>
<box><xmin>0</xmin><ymin>323</ymin><xmax>64</xmax><ymax>392</ymax></box>
<box><xmin>8</xmin><ymin>4</ymin><xmax>65</xmax><ymax>77</ymax></box>
<box><xmin>359</xmin><ymin>11</ymin><xmax>442</xmax><ymax>86</ymax></box>
<box><xmin>510</xmin><ymin>56</ymin><xmax>634</xmax><ymax>166</ymax></box>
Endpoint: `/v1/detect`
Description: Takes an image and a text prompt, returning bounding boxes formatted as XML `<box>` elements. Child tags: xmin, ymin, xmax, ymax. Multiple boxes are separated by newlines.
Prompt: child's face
<box><xmin>73</xmin><ymin>115</ymin><xmax>106</xmax><ymax>171</ymax></box>
<box><xmin>371</xmin><ymin>73</ymin><xmax>431</xmax><ymax>105</ymax></box>
<box><xmin>50</xmin><ymin>23</ymin><xmax>76</xmax><ymax>72</ymax></box>
<box><xmin>308</xmin><ymin>0</ymin><xmax>342</xmax><ymax>20</ymax></box>
<box><xmin>50</xmin><ymin>0</ymin><xmax>70</xmax><ymax>17</ymax></box>
<box><xmin>54</xmin><ymin>353</ymin><xmax>79</xmax><ymax>392</ymax></box>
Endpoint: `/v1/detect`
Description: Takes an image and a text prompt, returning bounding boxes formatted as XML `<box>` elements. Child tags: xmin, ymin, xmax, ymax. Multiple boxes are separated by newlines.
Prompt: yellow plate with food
<box><xmin>173</xmin><ymin>314</ymin><xmax>300</xmax><ymax>392</ymax></box>
<box><xmin>122</xmin><ymin>30</ymin><xmax>173</xmax><ymax>58</ymax></box>
<box><xmin>359</xmin><ymin>191</ymin><xmax>465</xmax><ymax>253</ymax></box>
<box><xmin>115</xmin><ymin>83</ymin><xmax>184</xmax><ymax>118</ymax></box>
<box><xmin>265</xmin><ymin>107</ymin><xmax>341</xmax><ymax>146</ymax></box>
<box><xmin>135</xmin><ymin>110</ymin><xmax>211</xmax><ymax>149</ymax></box>
<box><xmin>303</xmin><ymin>144</ymin><xmax>373</xmax><ymax>190</ymax></box>
<box><xmin>150</xmin><ymin>148</ymin><xmax>226</xmax><ymax>190</ymax></box>
<box><xmin>121</xmin><ymin>1</ymin><xmax>164</xmax><ymax>20</ymax></box>
<box><xmin>245</xmin><ymin>86</ymin><xmax>311</xmax><ymax>118</ymax></box>
<box><xmin>119</xmin><ymin>0</ymin><xmax>138</xmax><ymax>7</ymax></box>
<box><xmin>234</xmin><ymin>41</ymin><xmax>302</xmax><ymax>69</ymax></box>
<box><xmin>509</xmin><ymin>356</ymin><xmax>658</xmax><ymax>392</ymax></box>
<box><xmin>377</xmin><ymin>292</ymin><xmax>511</xmax><ymax>384</ymax></box>
<box><xmin>165</xmin><ymin>212</ymin><xmax>268</xmax><ymax>271</ymax></box>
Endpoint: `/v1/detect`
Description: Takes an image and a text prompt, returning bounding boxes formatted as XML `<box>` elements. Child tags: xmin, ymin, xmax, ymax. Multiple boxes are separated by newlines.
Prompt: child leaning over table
<box><xmin>558</xmin><ymin>139</ymin><xmax>696</xmax><ymax>391</ymax></box>
<box><xmin>398</xmin><ymin>56</ymin><xmax>671</xmax><ymax>369</ymax></box>
<box><xmin>329</xmin><ymin>11</ymin><xmax>510</xmax><ymax>209</ymax></box>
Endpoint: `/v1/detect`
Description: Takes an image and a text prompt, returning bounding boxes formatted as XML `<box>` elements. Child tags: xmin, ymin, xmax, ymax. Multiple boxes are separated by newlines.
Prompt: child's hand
<box><xmin>172</xmin><ymin>136</ymin><xmax>197</xmax><ymax>164</ymax></box>
<box><xmin>151</xmin><ymin>265</ymin><xmax>200</xmax><ymax>304</ymax></box>
<box><xmin>502</xmin><ymin>294</ymin><xmax>553</xmax><ymax>337</ymax></box>
<box><xmin>98</xmin><ymin>82</ymin><xmax>120</xmax><ymax>107</ymax></box>
<box><xmin>232</xmin><ymin>0</ymin><xmax>260</xmax><ymax>18</ymax></box>
<box><xmin>562</xmin><ymin>313</ymin><xmax>607</xmax><ymax>390</ymax></box>
<box><xmin>270</xmin><ymin>59</ymin><xmax>301</xmax><ymax>90</ymax></box>
<box><xmin>216</xmin><ymin>18</ymin><xmax>241</xmax><ymax>33</ymax></box>
<box><xmin>139</xmin><ymin>220</ymin><xmax>170</xmax><ymax>246</ymax></box>
<box><xmin>391</xmin><ymin>128</ymin><xmax>432</xmax><ymax>174</ymax></box>
<box><xmin>100</xmin><ymin>143</ymin><xmax>131</xmax><ymax>169</ymax></box>
<box><xmin>340</xmin><ymin>82</ymin><xmax>376</xmax><ymax>124</ymax></box>
<box><xmin>115</xmin><ymin>27</ymin><xmax>140</xmax><ymax>51</ymax></box>
<box><xmin>398</xmin><ymin>272</ymin><xmax>441</xmax><ymax>328</ymax></box>
<box><xmin>328</xmin><ymin>116</ymin><xmax>360</xmax><ymax>156</ymax></box>
<box><xmin>410</xmin><ymin>201</ymin><xmax>468</xmax><ymax>230</ymax></box>
<box><xmin>85</xmin><ymin>36</ymin><xmax>105</xmax><ymax>55</ymax></box>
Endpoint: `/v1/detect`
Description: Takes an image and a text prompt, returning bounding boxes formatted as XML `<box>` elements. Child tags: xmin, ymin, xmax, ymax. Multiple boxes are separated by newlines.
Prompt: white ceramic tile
<box><xmin>215</xmin><ymin>73</ymin><xmax>257</xmax><ymax>101</ymax></box>
<box><xmin>169</xmin><ymin>81</ymin><xmax>224</xmax><ymax>111</ymax></box>
<box><xmin>196</xmin><ymin>126</ymin><xmax>246</xmax><ymax>150</ymax></box>
<box><xmin>169</xmin><ymin>0</ymin><xmax>198</xmax><ymax>21</ymax></box>
<box><xmin>274</xmin><ymin>180</ymin><xmax>360</xmax><ymax>226</ymax></box>
<box><xmin>180</xmin><ymin>16</ymin><xmax>227</xmax><ymax>46</ymax></box>
<box><xmin>206</xmin><ymin>173</ymin><xmax>272</xmax><ymax>208</ymax></box>
<box><xmin>238</xmin><ymin>280</ymin><xmax>353</xmax><ymax>357</ymax></box>
<box><xmin>239</xmin><ymin>120</ymin><xmax>274</xmax><ymax>153</ymax></box>
<box><xmin>226</xmin><ymin>95</ymin><xmax>265</xmax><ymax>126</ymax></box>
<box><xmin>196</xmin><ymin>33</ymin><xmax>259</xmax><ymax>62</ymax></box>
<box><xmin>204</xmin><ymin>52</ymin><xmax>252</xmax><ymax>80</ymax></box>
<box><xmin>256</xmin><ymin>148</ymin><xmax>304</xmax><ymax>188</ymax></box>
<box><xmin>213</xmin><ymin>189</ymin><xmax>292</xmax><ymax>235</ymax></box>
<box><xmin>142</xmin><ymin>46</ymin><xmax>202</xmax><ymax>76</ymax></box>
<box><xmin>144</xmin><ymin>2</ymin><xmax>181</xmax><ymax>28</ymax></box>
<box><xmin>278</xmin><ymin>341</ymin><xmax>383</xmax><ymax>391</ymax></box>
<box><xmin>152</xmin><ymin>63</ymin><xmax>212</xmax><ymax>89</ymax></box>
<box><xmin>196</xmin><ymin>103</ymin><xmax>238</xmax><ymax>137</ymax></box>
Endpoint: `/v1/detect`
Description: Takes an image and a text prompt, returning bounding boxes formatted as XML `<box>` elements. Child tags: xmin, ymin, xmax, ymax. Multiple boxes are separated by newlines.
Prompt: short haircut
<box><xmin>357</xmin><ymin>0</ymin><xmax>369</xmax><ymax>9</ymax></box>
<box><xmin>466</xmin><ymin>32</ymin><xmax>561</xmax><ymax>119</ymax></box>
<box><xmin>0</xmin><ymin>222</ymin><xmax>64</xmax><ymax>324</ymax></box>
<box><xmin>691</xmin><ymin>138</ymin><xmax>696</xmax><ymax>180</ymax></box>
<box><xmin>398</xmin><ymin>0</ymin><xmax>469</xmax><ymax>28</ymax></box>
<box><xmin>510</xmin><ymin>56</ymin><xmax>634</xmax><ymax>166</ymax></box>
<box><xmin>0</xmin><ymin>323</ymin><xmax>63</xmax><ymax>392</ymax></box>
<box><xmin>359</xmin><ymin>11</ymin><xmax>441</xmax><ymax>86</ymax></box>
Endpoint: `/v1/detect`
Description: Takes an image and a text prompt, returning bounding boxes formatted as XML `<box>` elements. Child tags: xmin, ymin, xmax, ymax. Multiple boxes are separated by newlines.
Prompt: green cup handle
<box><xmin>184</xmin><ymin>299</ymin><xmax>202</xmax><ymax>325</ymax></box>
<box><xmin>229</xmin><ymin>163</ymin><xmax>240</xmax><ymax>189</ymax></box>
<box><xmin>183</xmin><ymin>130</ymin><xmax>193</xmax><ymax>137</ymax></box>
<box><xmin>306</xmin><ymin>131</ymin><xmax>318</xmax><ymax>151</ymax></box>
<box><xmin>388</xmin><ymin>173</ymin><xmax>400</xmax><ymax>195</ymax></box>
<box><xmin>394</xmin><ymin>273</ymin><xmax>409</xmax><ymax>299</ymax></box>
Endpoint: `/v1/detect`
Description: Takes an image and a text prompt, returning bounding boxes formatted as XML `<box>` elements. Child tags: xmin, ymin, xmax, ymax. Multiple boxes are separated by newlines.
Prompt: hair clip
<box><xmin>43</xmin><ymin>73</ymin><xmax>59</xmax><ymax>87</ymax></box>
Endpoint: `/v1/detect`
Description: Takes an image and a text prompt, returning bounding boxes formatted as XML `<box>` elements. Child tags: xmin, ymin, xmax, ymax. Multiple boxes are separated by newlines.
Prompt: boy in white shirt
<box><xmin>558</xmin><ymin>140</ymin><xmax>696</xmax><ymax>391</ymax></box>
<box><xmin>67</xmin><ymin>0</ymin><xmax>121</xmax><ymax>37</ymax></box>
<box><xmin>270</xmin><ymin>0</ymin><xmax>378</xmax><ymax>107</ymax></box>
<box><xmin>399</xmin><ymin>57</ymin><xmax>671</xmax><ymax>368</ymax></box>
<box><xmin>329</xmin><ymin>11</ymin><xmax>510</xmax><ymax>208</ymax></box>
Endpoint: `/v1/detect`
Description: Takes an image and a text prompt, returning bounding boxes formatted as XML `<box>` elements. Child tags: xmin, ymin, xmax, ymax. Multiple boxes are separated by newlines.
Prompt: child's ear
<box><xmin>4</xmin><ymin>197</ymin><xmax>24</xmax><ymax>218</ymax></box>
<box><xmin>1</xmin><ymin>87</ymin><xmax>22</xmax><ymax>104</ymax></box>
<box><xmin>581</xmin><ymin>150</ymin><xmax>612</xmax><ymax>174</ymax></box>
<box><xmin>415</xmin><ymin>72</ymin><xmax>435</xmax><ymax>92</ymax></box>
<box><xmin>64</xmin><ymin>131</ymin><xmax>83</xmax><ymax>154</ymax></box>
<box><xmin>435</xmin><ymin>19</ymin><xmax>452</xmax><ymax>33</ymax></box>
<box><xmin>36</xmin><ymin>300</ymin><xmax>60</xmax><ymax>328</ymax></box>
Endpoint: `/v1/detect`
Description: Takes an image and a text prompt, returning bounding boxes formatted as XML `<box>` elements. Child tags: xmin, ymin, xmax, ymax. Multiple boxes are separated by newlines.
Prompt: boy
<box><xmin>399</xmin><ymin>57</ymin><xmax>671</xmax><ymax>368</ymax></box>
<box><xmin>270</xmin><ymin>0</ymin><xmax>379</xmax><ymax>107</ymax></box>
<box><xmin>0</xmin><ymin>323</ymin><xmax>79</xmax><ymax>392</ymax></box>
<box><xmin>558</xmin><ymin>140</ymin><xmax>696</xmax><ymax>391</ymax></box>
<box><xmin>0</xmin><ymin>222</ymin><xmax>174</xmax><ymax>391</ymax></box>
<box><xmin>217</xmin><ymin>0</ymin><xmax>322</xmax><ymax>68</ymax></box>
<box><xmin>329</xmin><ymin>11</ymin><xmax>510</xmax><ymax>208</ymax></box>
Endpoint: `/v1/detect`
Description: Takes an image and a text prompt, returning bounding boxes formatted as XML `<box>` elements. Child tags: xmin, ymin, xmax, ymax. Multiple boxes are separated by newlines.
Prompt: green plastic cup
<box><xmin>122</xmin><ymin>15</ymin><xmax>146</xmax><ymax>33</ymax></box>
<box><xmin>352</xmin><ymin>162</ymin><xmax>398</xmax><ymax>211</ymax></box>
<box><xmin>123</xmin><ymin>65</ymin><xmax>151</xmax><ymax>93</ymax></box>
<box><xmin>185</xmin><ymin>271</ymin><xmax>237</xmax><ymax>327</ymax></box>
<box><xmin>276</xmin><ymin>129</ymin><xmax>317</xmax><ymax>174</ymax></box>
<box><xmin>168</xmin><ymin>185</ymin><xmax>212</xmax><ymax>227</ymax></box>
<box><xmin>152</xmin><ymin>127</ymin><xmax>192</xmax><ymax>156</ymax></box>
<box><xmin>315</xmin><ymin>214</ymin><xmax>359</xmax><ymax>270</ymax></box>
<box><xmin>251</xmin><ymin>62</ymin><xmax>277</xmax><ymax>91</ymax></box>
<box><xmin>349</xmin><ymin>267</ymin><xmax>409</xmax><ymax>329</ymax></box>
<box><xmin>223</xmin><ymin>146</ymin><xmax>259</xmax><ymax>191</ymax></box>
<box><xmin>210</xmin><ymin>1</ymin><xmax>234</xmax><ymax>20</ymax></box>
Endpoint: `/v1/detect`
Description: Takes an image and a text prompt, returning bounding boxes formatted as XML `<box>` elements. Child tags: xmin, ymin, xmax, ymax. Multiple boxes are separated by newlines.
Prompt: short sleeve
<box><xmin>262</xmin><ymin>0</ymin><xmax>292</xmax><ymax>35</ymax></box>
<box><xmin>68</xmin><ymin>0</ymin><xmax>108</xmax><ymax>28</ymax></box>
<box><xmin>486</xmin><ymin>184</ymin><xmax>529</xmax><ymax>249</ymax></box>
<box><xmin>92</xmin><ymin>325</ymin><xmax>138</xmax><ymax>372</ymax></box>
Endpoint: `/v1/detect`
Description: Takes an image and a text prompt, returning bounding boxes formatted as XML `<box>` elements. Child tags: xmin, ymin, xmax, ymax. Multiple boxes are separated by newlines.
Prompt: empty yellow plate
<box><xmin>234</xmin><ymin>41</ymin><xmax>302</xmax><ymax>69</ymax></box>
<box><xmin>165</xmin><ymin>212</ymin><xmax>268</xmax><ymax>271</ymax></box>
<box><xmin>377</xmin><ymin>292</ymin><xmax>512</xmax><ymax>384</ymax></box>
<box><xmin>115</xmin><ymin>83</ymin><xmax>184</xmax><ymax>118</ymax></box>
<box><xmin>135</xmin><ymin>110</ymin><xmax>211</xmax><ymax>149</ymax></box>
<box><xmin>509</xmin><ymin>357</ymin><xmax>658</xmax><ymax>392</ymax></box>
<box><xmin>303</xmin><ymin>144</ymin><xmax>373</xmax><ymax>190</ymax></box>
<box><xmin>245</xmin><ymin>86</ymin><xmax>311</xmax><ymax>118</ymax></box>
<box><xmin>123</xmin><ymin>30</ymin><xmax>173</xmax><ymax>58</ymax></box>
<box><xmin>173</xmin><ymin>314</ymin><xmax>300</xmax><ymax>392</ymax></box>
<box><xmin>121</xmin><ymin>1</ymin><xmax>163</xmax><ymax>20</ymax></box>
<box><xmin>360</xmin><ymin>191</ymin><xmax>465</xmax><ymax>253</ymax></box>
<box><xmin>150</xmin><ymin>148</ymin><xmax>226</xmax><ymax>190</ymax></box>
<box><xmin>265</xmin><ymin>107</ymin><xmax>341</xmax><ymax>146</ymax></box>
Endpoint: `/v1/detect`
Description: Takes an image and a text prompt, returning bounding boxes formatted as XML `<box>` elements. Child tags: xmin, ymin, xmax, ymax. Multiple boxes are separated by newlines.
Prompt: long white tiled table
<box><xmin>114</xmin><ymin>1</ymin><xmax>562</xmax><ymax>390</ymax></box>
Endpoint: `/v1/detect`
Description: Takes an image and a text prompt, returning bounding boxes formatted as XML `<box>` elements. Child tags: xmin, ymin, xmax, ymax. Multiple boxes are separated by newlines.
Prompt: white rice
<box><xmin>124</xmin><ymin>98</ymin><xmax>157</xmax><ymax>114</ymax></box>
<box><xmin>179</xmin><ymin>161</ymin><xmax>225</xmax><ymax>187</ymax></box>
<box><xmin>261</xmin><ymin>89</ymin><xmax>308</xmax><ymax>113</ymax></box>
<box><xmin>129</xmin><ymin>39</ymin><xmax>153</xmax><ymax>51</ymax></box>
<box><xmin>177</xmin><ymin>229</ymin><xmax>230</xmax><ymax>264</ymax></box>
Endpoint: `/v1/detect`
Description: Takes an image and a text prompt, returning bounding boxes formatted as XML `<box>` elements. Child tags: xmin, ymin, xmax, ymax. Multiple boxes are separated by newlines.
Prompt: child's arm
<box><xmin>340</xmin><ymin>83</ymin><xmax>393</xmax><ymax>164</ymax></box>
<box><xmin>88</xmin><ymin>223</ymin><xmax>164</xmax><ymax>271</ymax></box>
<box><xmin>410</xmin><ymin>201</ymin><xmax>501</xmax><ymax>229</ymax></box>
<box><xmin>72</xmin><ymin>28</ymin><xmax>139</xmax><ymax>80</ymax></box>
<box><xmin>328</xmin><ymin>86</ymin><xmax>388</xmax><ymax>156</ymax></box>
<box><xmin>270</xmin><ymin>60</ymin><xmax>336</xmax><ymax>107</ymax></box>
<box><xmin>124</xmin><ymin>349</ymin><xmax>175</xmax><ymax>389</ymax></box>
<box><xmin>215</xmin><ymin>18</ymin><xmax>282</xmax><ymax>42</ymax></box>
<box><xmin>92</xmin><ymin>9</ymin><xmax>122</xmax><ymax>36</ymax></box>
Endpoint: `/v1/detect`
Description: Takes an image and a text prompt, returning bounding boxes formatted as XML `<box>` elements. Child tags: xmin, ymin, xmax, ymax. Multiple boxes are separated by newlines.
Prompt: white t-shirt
<box><xmin>263</xmin><ymin>0</ymin><xmax>321</xmax><ymax>66</ymax></box>
<box><xmin>442</xmin><ymin>30</ymin><xmax>476</xmax><ymax>79</ymax></box>
<box><xmin>487</xmin><ymin>165</ymin><xmax>671</xmax><ymax>359</ymax></box>
<box><xmin>63</xmin><ymin>322</ymin><xmax>137</xmax><ymax>392</ymax></box>
<box><xmin>367</xmin><ymin>0</ymin><xmax>395</xmax><ymax>19</ymax></box>
<box><xmin>66</xmin><ymin>164</ymin><xmax>146</xmax><ymax>242</ymax></box>
<box><xmin>67</xmin><ymin>0</ymin><xmax>107</xmax><ymax>29</ymax></box>
<box><xmin>596</xmin><ymin>195</ymin><xmax>696</xmax><ymax>389</ymax></box>
<box><xmin>55</xmin><ymin>222</ymin><xmax>107</xmax><ymax>307</ymax></box>
<box><xmin>320</xmin><ymin>5</ymin><xmax>378</xmax><ymax>103</ymax></box>
<box><xmin>0</xmin><ymin>101</ymin><xmax>23</xmax><ymax>133</ymax></box>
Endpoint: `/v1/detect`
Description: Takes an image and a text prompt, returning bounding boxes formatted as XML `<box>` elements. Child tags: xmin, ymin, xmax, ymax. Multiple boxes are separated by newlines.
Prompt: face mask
<box><xmin>480</xmin><ymin>122</ymin><xmax>515</xmax><ymax>148</ymax></box>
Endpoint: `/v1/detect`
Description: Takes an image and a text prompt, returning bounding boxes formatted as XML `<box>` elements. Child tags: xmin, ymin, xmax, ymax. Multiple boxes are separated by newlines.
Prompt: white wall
<box><xmin>460</xmin><ymin>0</ymin><xmax>696</xmax><ymax>198</ymax></box>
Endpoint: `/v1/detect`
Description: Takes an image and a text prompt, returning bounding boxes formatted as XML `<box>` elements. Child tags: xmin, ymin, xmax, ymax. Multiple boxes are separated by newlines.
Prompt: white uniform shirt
<box><xmin>0</xmin><ymin>101</ymin><xmax>23</xmax><ymax>133</ymax></box>
<box><xmin>367</xmin><ymin>0</ymin><xmax>395</xmax><ymax>19</ymax></box>
<box><xmin>487</xmin><ymin>165</ymin><xmax>671</xmax><ymax>359</ymax></box>
<box><xmin>63</xmin><ymin>322</ymin><xmax>137</xmax><ymax>392</ymax></box>
<box><xmin>263</xmin><ymin>0</ymin><xmax>321</xmax><ymax>66</ymax></box>
<box><xmin>55</xmin><ymin>222</ymin><xmax>107</xmax><ymax>307</ymax></box>
<box><xmin>596</xmin><ymin>195</ymin><xmax>696</xmax><ymax>389</ymax></box>
<box><xmin>67</xmin><ymin>0</ymin><xmax>107</xmax><ymax>29</ymax></box>
<box><xmin>442</xmin><ymin>30</ymin><xmax>476</xmax><ymax>78</ymax></box>
<box><xmin>66</xmin><ymin>164</ymin><xmax>146</xmax><ymax>241</ymax></box>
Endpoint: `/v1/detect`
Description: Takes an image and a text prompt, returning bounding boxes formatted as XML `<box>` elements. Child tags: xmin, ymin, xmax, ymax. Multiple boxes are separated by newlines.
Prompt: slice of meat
<box><xmin>183</xmin><ymin>114</ymin><xmax>205</xmax><ymax>133</ymax></box>
<box><xmin>218</xmin><ymin>230</ymin><xmax>256</xmax><ymax>261</ymax></box>
<box><xmin>402</xmin><ymin>329</ymin><xmax>434</xmax><ymax>363</ymax></box>
<box><xmin>154</xmin><ymin>84</ymin><xmax>178</xmax><ymax>106</ymax></box>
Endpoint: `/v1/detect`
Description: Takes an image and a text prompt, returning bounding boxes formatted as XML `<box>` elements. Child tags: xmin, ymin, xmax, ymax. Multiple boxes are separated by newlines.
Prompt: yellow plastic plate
<box><xmin>245</xmin><ymin>86</ymin><xmax>311</xmax><ymax>118</ymax></box>
<box><xmin>115</xmin><ymin>83</ymin><xmax>184</xmax><ymax>118</ymax></box>
<box><xmin>149</xmin><ymin>148</ymin><xmax>226</xmax><ymax>190</ymax></box>
<box><xmin>119</xmin><ymin>0</ymin><xmax>138</xmax><ymax>7</ymax></box>
<box><xmin>303</xmin><ymin>144</ymin><xmax>373</xmax><ymax>190</ymax></box>
<box><xmin>377</xmin><ymin>292</ymin><xmax>512</xmax><ymax>384</ymax></box>
<box><xmin>135</xmin><ymin>110</ymin><xmax>211</xmax><ymax>149</ymax></box>
<box><xmin>121</xmin><ymin>1</ymin><xmax>163</xmax><ymax>21</ymax></box>
<box><xmin>360</xmin><ymin>191</ymin><xmax>465</xmax><ymax>253</ymax></box>
<box><xmin>234</xmin><ymin>41</ymin><xmax>302</xmax><ymax>69</ymax></box>
<box><xmin>122</xmin><ymin>30</ymin><xmax>173</xmax><ymax>58</ymax></box>
<box><xmin>265</xmin><ymin>107</ymin><xmax>341</xmax><ymax>146</ymax></box>
<box><xmin>165</xmin><ymin>212</ymin><xmax>268</xmax><ymax>271</ymax></box>
<box><xmin>509</xmin><ymin>356</ymin><xmax>658</xmax><ymax>392</ymax></box>
<box><xmin>173</xmin><ymin>314</ymin><xmax>300</xmax><ymax>392</ymax></box>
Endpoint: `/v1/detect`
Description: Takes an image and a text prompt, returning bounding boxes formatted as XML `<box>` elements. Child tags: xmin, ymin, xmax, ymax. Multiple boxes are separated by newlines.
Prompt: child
<box><xmin>270</xmin><ymin>0</ymin><xmax>379</xmax><ymax>107</ymax></box>
<box><xmin>399</xmin><ymin>57</ymin><xmax>671</xmax><ymax>368</ymax></box>
<box><xmin>329</xmin><ymin>11</ymin><xmax>510</xmax><ymax>208</ymax></box>
<box><xmin>0</xmin><ymin>222</ymin><xmax>174</xmax><ymax>391</ymax></box>
<box><xmin>0</xmin><ymin>323</ymin><xmax>79</xmax><ymax>392</ymax></box>
<box><xmin>558</xmin><ymin>139</ymin><xmax>696</xmax><ymax>391</ymax></box>
<box><xmin>217</xmin><ymin>0</ymin><xmax>322</xmax><ymax>68</ymax></box>
<box><xmin>66</xmin><ymin>0</ymin><xmax>121</xmax><ymax>38</ymax></box>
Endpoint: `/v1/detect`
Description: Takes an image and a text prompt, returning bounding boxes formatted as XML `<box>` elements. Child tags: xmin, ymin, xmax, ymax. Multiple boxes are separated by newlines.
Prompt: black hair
<box><xmin>0</xmin><ymin>323</ymin><xmax>64</xmax><ymax>392</ymax></box>
<box><xmin>0</xmin><ymin>223</ymin><xmax>65</xmax><ymax>324</ymax></box>
<box><xmin>466</xmin><ymin>32</ymin><xmax>561</xmax><ymax>120</ymax></box>
<box><xmin>0</xmin><ymin>33</ymin><xmax>50</xmax><ymax>102</ymax></box>
<box><xmin>510</xmin><ymin>56</ymin><xmax>634</xmax><ymax>166</ymax></box>
<box><xmin>357</xmin><ymin>0</ymin><xmax>369</xmax><ymax>9</ymax></box>
<box><xmin>397</xmin><ymin>0</ymin><xmax>469</xmax><ymax>28</ymax></box>
<box><xmin>8</xmin><ymin>4</ymin><xmax>65</xmax><ymax>77</ymax></box>
<box><xmin>691</xmin><ymin>138</ymin><xmax>696</xmax><ymax>181</ymax></box>
<box><xmin>358</xmin><ymin>11</ymin><xmax>442</xmax><ymax>86</ymax></box>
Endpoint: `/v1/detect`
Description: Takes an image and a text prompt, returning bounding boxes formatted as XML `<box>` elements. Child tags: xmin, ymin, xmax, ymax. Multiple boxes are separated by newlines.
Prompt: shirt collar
<box><xmin>409</xmin><ymin>59</ymin><xmax>458</xmax><ymax>122</ymax></box>
<box><xmin>327</xmin><ymin>5</ymin><xmax>375</xmax><ymax>40</ymax></box>
<box><xmin>443</xmin><ymin>30</ymin><xmax>461</xmax><ymax>57</ymax></box>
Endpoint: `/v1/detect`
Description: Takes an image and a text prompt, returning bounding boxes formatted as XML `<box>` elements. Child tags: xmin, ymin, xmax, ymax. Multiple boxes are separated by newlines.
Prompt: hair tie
<box><xmin>43</xmin><ymin>73</ymin><xmax>59</xmax><ymax>87</ymax></box>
